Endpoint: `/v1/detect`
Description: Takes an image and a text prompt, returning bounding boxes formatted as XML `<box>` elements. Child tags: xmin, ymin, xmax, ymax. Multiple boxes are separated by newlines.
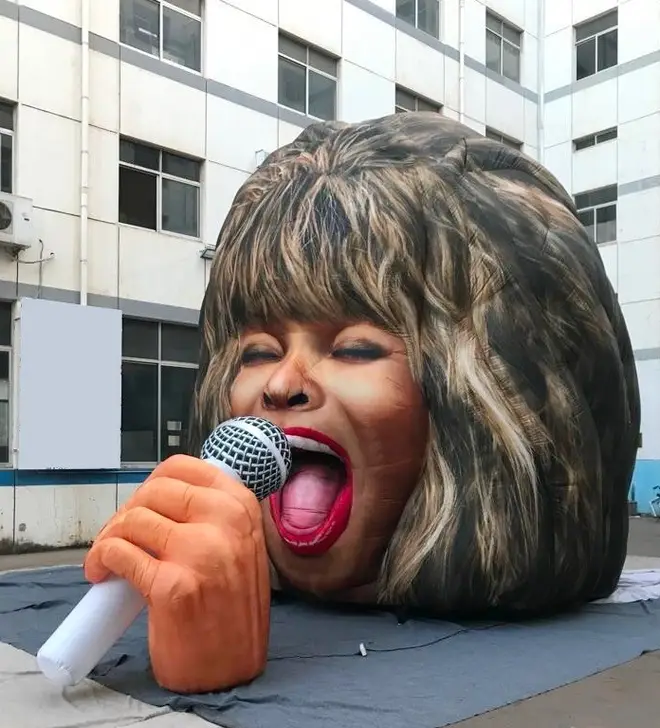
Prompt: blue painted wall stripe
<box><xmin>1</xmin><ymin>462</ymin><xmax>658</xmax><ymax>514</ymax></box>
<box><xmin>0</xmin><ymin>469</ymin><xmax>152</xmax><ymax>487</ymax></box>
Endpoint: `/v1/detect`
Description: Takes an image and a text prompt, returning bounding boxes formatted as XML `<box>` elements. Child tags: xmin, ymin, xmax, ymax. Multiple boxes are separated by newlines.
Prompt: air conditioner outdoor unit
<box><xmin>0</xmin><ymin>192</ymin><xmax>35</xmax><ymax>254</ymax></box>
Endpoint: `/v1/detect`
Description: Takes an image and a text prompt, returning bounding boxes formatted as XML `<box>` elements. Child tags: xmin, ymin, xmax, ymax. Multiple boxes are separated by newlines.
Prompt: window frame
<box><xmin>485</xmin><ymin>11</ymin><xmax>523</xmax><ymax>84</ymax></box>
<box><xmin>121</xmin><ymin>319</ymin><xmax>199</xmax><ymax>468</ymax></box>
<box><xmin>0</xmin><ymin>100</ymin><xmax>15</xmax><ymax>195</ymax></box>
<box><xmin>573</xmin><ymin>127</ymin><xmax>618</xmax><ymax>151</ymax></box>
<box><xmin>574</xmin><ymin>185</ymin><xmax>617</xmax><ymax>246</ymax></box>
<box><xmin>395</xmin><ymin>0</ymin><xmax>440</xmax><ymax>39</ymax></box>
<box><xmin>118</xmin><ymin>138</ymin><xmax>202</xmax><ymax>239</ymax></box>
<box><xmin>119</xmin><ymin>0</ymin><xmax>203</xmax><ymax>74</ymax></box>
<box><xmin>574</xmin><ymin>11</ymin><xmax>618</xmax><ymax>81</ymax></box>
<box><xmin>277</xmin><ymin>35</ymin><xmax>338</xmax><ymax>121</ymax></box>
<box><xmin>395</xmin><ymin>86</ymin><xmax>442</xmax><ymax>113</ymax></box>
<box><xmin>485</xmin><ymin>126</ymin><xmax>523</xmax><ymax>151</ymax></box>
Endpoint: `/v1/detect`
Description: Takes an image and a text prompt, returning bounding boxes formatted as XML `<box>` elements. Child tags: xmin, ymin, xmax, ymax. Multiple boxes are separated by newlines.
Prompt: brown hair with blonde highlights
<box><xmin>190</xmin><ymin>112</ymin><xmax>640</xmax><ymax>617</ymax></box>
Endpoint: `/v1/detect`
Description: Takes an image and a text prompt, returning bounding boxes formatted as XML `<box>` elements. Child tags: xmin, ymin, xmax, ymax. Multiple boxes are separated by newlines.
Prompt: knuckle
<box><xmin>166</xmin><ymin>453</ymin><xmax>194</xmax><ymax>470</ymax></box>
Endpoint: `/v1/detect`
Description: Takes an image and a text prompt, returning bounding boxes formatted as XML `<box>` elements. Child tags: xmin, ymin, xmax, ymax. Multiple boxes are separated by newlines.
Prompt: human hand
<box><xmin>83</xmin><ymin>454</ymin><xmax>270</xmax><ymax>694</ymax></box>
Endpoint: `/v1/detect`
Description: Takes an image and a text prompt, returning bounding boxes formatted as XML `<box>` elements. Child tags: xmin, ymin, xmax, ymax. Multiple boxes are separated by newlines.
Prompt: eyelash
<box><xmin>239</xmin><ymin>344</ymin><xmax>385</xmax><ymax>365</ymax></box>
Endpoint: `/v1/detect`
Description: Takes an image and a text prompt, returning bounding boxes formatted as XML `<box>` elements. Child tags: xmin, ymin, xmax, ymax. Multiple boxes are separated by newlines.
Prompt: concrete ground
<box><xmin>1</xmin><ymin>516</ymin><xmax>659</xmax><ymax>728</ymax></box>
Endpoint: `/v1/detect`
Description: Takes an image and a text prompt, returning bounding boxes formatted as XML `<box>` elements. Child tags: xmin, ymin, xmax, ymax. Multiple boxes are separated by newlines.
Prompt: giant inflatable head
<box><xmin>190</xmin><ymin>113</ymin><xmax>640</xmax><ymax>617</ymax></box>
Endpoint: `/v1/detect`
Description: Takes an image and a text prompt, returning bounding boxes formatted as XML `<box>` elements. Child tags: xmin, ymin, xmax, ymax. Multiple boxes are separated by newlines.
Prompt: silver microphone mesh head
<box><xmin>200</xmin><ymin>416</ymin><xmax>292</xmax><ymax>501</ymax></box>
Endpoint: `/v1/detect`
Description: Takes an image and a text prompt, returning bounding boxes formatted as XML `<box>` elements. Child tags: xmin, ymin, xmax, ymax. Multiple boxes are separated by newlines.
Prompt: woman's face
<box><xmin>230</xmin><ymin>320</ymin><xmax>428</xmax><ymax>597</ymax></box>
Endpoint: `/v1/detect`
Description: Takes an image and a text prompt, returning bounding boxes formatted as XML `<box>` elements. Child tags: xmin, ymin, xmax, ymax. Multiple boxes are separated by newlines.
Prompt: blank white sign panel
<box><xmin>16</xmin><ymin>298</ymin><xmax>122</xmax><ymax>470</ymax></box>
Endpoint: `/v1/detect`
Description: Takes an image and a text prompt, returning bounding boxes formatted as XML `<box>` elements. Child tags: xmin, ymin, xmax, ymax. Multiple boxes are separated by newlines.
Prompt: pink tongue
<box><xmin>281</xmin><ymin>463</ymin><xmax>342</xmax><ymax>530</ymax></box>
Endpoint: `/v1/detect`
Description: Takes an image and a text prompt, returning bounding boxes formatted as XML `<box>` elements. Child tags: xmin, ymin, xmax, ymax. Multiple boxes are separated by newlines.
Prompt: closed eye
<box><xmin>240</xmin><ymin>348</ymin><xmax>281</xmax><ymax>365</ymax></box>
<box><xmin>332</xmin><ymin>343</ymin><xmax>386</xmax><ymax>361</ymax></box>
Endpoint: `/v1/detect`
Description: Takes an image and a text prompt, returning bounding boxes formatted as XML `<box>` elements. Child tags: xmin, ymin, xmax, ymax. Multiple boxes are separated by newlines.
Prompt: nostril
<box><xmin>288</xmin><ymin>392</ymin><xmax>309</xmax><ymax>408</ymax></box>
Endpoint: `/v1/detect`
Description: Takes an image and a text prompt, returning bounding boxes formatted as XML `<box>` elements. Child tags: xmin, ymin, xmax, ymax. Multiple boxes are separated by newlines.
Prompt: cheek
<box><xmin>229</xmin><ymin>370</ymin><xmax>264</xmax><ymax>415</ymax></box>
<box><xmin>338</xmin><ymin>365</ymin><xmax>428</xmax><ymax>474</ymax></box>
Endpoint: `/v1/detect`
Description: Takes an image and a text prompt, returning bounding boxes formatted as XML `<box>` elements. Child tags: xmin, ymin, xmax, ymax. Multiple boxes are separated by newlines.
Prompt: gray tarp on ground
<box><xmin>1</xmin><ymin>566</ymin><xmax>659</xmax><ymax>728</ymax></box>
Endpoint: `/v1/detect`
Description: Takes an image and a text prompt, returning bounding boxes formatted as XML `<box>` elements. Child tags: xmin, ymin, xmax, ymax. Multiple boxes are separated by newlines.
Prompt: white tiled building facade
<box><xmin>0</xmin><ymin>0</ymin><xmax>658</xmax><ymax>550</ymax></box>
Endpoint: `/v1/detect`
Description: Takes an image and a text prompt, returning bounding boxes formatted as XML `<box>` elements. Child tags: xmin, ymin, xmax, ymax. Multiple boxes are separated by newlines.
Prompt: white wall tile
<box><xmin>118</xmin><ymin>226</ymin><xmax>206</xmax><ymax>309</ymax></box>
<box><xmin>203</xmin><ymin>161</ymin><xmax>249</xmax><ymax>246</ymax></box>
<box><xmin>90</xmin><ymin>0</ymin><xmax>119</xmax><ymax>42</ymax></box>
<box><xmin>340</xmin><ymin>62</ymin><xmax>395</xmax><ymax>122</ymax></box>
<box><xmin>0</xmin><ymin>17</ymin><xmax>18</xmax><ymax>101</ymax></box>
<box><xmin>278</xmin><ymin>120</ymin><xmax>306</xmax><ymax>147</ymax></box>
<box><xmin>619</xmin><ymin>0</ymin><xmax>660</xmax><ymax>63</ymax></box>
<box><xmin>617</xmin><ymin>188</ymin><xmax>660</xmax><ymax>245</ymax></box>
<box><xmin>396</xmin><ymin>30</ymin><xmax>445</xmax><ymax>104</ymax></box>
<box><xmin>486</xmin><ymin>79</ymin><xmax>524</xmax><ymax>141</ymax></box>
<box><xmin>205</xmin><ymin>1</ymin><xmax>278</xmax><ymax>101</ymax></box>
<box><xmin>18</xmin><ymin>26</ymin><xmax>80</xmax><ymax>121</ymax></box>
<box><xmin>618</xmin><ymin>236</ymin><xmax>660</xmax><ymax>304</ymax></box>
<box><xmin>87</xmin><ymin>219</ymin><xmax>119</xmax><ymax>298</ymax></box>
<box><xmin>543</xmin><ymin>29</ymin><xmax>572</xmax><ymax>92</ymax></box>
<box><xmin>544</xmin><ymin>0</ymin><xmax>572</xmax><ymax>35</ymax></box>
<box><xmin>617</xmin><ymin>64</ymin><xmax>660</xmax><ymax>125</ymax></box>
<box><xmin>88</xmin><ymin>126</ymin><xmax>118</xmax><ymax>224</ymax></box>
<box><xmin>15</xmin><ymin>106</ymin><xmax>80</xmax><ymax>215</ymax></box>
<box><xmin>12</xmin><ymin>209</ymin><xmax>80</xmax><ymax>292</ymax></box>
<box><xmin>278</xmin><ymin>0</ymin><xmax>342</xmax><ymax>55</ymax></box>
<box><xmin>617</xmin><ymin>113</ymin><xmax>660</xmax><ymax>186</ymax></box>
<box><xmin>207</xmin><ymin>98</ymin><xmax>278</xmax><ymax>171</ymax></box>
<box><xmin>622</xmin><ymin>299</ymin><xmax>660</xmax><ymax>350</ymax></box>
<box><xmin>89</xmin><ymin>50</ymin><xmax>119</xmax><ymax>132</ymax></box>
<box><xmin>343</xmin><ymin>3</ymin><xmax>395</xmax><ymax>80</ymax></box>
<box><xmin>572</xmin><ymin>140</ymin><xmax>618</xmax><ymax>192</ymax></box>
<box><xmin>119</xmin><ymin>65</ymin><xmax>206</xmax><ymax>158</ymax></box>
<box><xmin>571</xmin><ymin>78</ymin><xmax>617</xmax><ymax>140</ymax></box>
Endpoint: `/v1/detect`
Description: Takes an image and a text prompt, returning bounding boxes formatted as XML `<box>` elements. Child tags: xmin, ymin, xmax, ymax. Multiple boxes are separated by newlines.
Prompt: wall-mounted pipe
<box><xmin>79</xmin><ymin>0</ymin><xmax>90</xmax><ymax>305</ymax></box>
<box><xmin>458</xmin><ymin>0</ymin><xmax>465</xmax><ymax>122</ymax></box>
<box><xmin>537</xmin><ymin>0</ymin><xmax>545</xmax><ymax>163</ymax></box>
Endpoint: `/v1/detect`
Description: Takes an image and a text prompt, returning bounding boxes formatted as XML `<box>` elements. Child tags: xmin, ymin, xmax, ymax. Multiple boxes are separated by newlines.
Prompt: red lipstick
<box><xmin>270</xmin><ymin>427</ymin><xmax>353</xmax><ymax>556</ymax></box>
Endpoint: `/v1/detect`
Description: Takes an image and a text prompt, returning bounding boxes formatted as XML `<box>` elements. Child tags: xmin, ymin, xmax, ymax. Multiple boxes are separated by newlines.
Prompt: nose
<box><xmin>262</xmin><ymin>356</ymin><xmax>323</xmax><ymax>412</ymax></box>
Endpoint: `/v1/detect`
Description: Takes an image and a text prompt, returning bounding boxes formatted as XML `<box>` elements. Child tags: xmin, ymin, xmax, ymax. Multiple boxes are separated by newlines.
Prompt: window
<box><xmin>396</xmin><ymin>0</ymin><xmax>440</xmax><ymax>38</ymax></box>
<box><xmin>0</xmin><ymin>101</ymin><xmax>14</xmax><ymax>194</ymax></box>
<box><xmin>573</xmin><ymin>127</ymin><xmax>617</xmax><ymax>151</ymax></box>
<box><xmin>0</xmin><ymin>302</ymin><xmax>11</xmax><ymax>465</ymax></box>
<box><xmin>395</xmin><ymin>87</ymin><xmax>441</xmax><ymax>113</ymax></box>
<box><xmin>120</xmin><ymin>0</ymin><xmax>202</xmax><ymax>72</ymax></box>
<box><xmin>121</xmin><ymin>318</ymin><xmax>200</xmax><ymax>464</ymax></box>
<box><xmin>486</xmin><ymin>12</ymin><xmax>522</xmax><ymax>83</ymax></box>
<box><xmin>485</xmin><ymin>127</ymin><xmax>523</xmax><ymax>150</ymax></box>
<box><xmin>278</xmin><ymin>36</ymin><xmax>337</xmax><ymax>121</ymax></box>
<box><xmin>575</xmin><ymin>11</ymin><xmax>617</xmax><ymax>81</ymax></box>
<box><xmin>119</xmin><ymin>138</ymin><xmax>201</xmax><ymax>238</ymax></box>
<box><xmin>574</xmin><ymin>185</ymin><xmax>617</xmax><ymax>245</ymax></box>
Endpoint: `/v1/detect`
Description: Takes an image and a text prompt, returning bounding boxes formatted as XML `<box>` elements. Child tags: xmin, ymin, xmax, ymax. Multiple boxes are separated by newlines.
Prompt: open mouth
<box><xmin>269</xmin><ymin>427</ymin><xmax>353</xmax><ymax>556</ymax></box>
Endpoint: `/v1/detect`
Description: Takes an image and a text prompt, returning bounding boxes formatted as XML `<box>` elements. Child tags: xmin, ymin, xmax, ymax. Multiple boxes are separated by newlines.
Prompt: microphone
<box><xmin>35</xmin><ymin>416</ymin><xmax>292</xmax><ymax>688</ymax></box>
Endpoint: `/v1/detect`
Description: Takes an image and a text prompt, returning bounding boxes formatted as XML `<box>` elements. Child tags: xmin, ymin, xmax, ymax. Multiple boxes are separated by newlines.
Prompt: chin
<box><xmin>263</xmin><ymin>514</ymin><xmax>383</xmax><ymax>598</ymax></box>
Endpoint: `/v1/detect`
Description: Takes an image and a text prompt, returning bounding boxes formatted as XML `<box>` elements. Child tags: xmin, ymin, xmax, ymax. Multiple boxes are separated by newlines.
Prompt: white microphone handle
<box><xmin>36</xmin><ymin>458</ymin><xmax>238</xmax><ymax>687</ymax></box>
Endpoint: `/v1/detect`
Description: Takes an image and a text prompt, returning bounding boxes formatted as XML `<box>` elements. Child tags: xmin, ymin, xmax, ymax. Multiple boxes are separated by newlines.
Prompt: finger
<box><xmin>93</xmin><ymin>501</ymin><xmax>130</xmax><ymax>544</ymax></box>
<box><xmin>149</xmin><ymin>454</ymin><xmax>225</xmax><ymax>488</ymax></box>
<box><xmin>154</xmin><ymin>454</ymin><xmax>261</xmax><ymax>514</ymax></box>
<box><xmin>101</xmin><ymin>506</ymin><xmax>177</xmax><ymax>560</ymax></box>
<box><xmin>131</xmin><ymin>476</ymin><xmax>260</xmax><ymax>535</ymax></box>
<box><xmin>84</xmin><ymin>536</ymin><xmax>159</xmax><ymax>601</ymax></box>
